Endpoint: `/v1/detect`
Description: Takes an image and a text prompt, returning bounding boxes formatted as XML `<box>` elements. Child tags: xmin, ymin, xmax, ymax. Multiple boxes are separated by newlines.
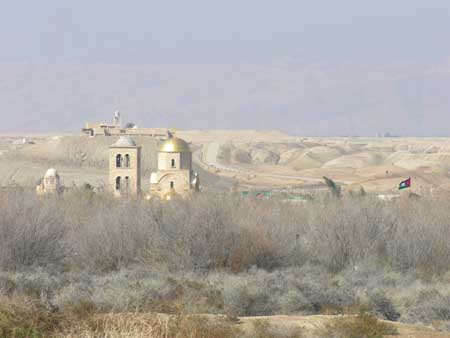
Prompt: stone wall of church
<box><xmin>150</xmin><ymin>170</ymin><xmax>191</xmax><ymax>197</ymax></box>
<box><xmin>157</xmin><ymin>152</ymin><xmax>192</xmax><ymax>171</ymax></box>
<box><xmin>157</xmin><ymin>152</ymin><xmax>181</xmax><ymax>170</ymax></box>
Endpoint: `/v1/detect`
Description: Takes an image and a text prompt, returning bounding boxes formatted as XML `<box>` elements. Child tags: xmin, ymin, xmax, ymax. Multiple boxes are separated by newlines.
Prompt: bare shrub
<box><xmin>307</xmin><ymin>196</ymin><xmax>396</xmax><ymax>272</ymax></box>
<box><xmin>387</xmin><ymin>198</ymin><xmax>450</xmax><ymax>275</ymax></box>
<box><xmin>223</xmin><ymin>279</ymin><xmax>275</xmax><ymax>316</ymax></box>
<box><xmin>6</xmin><ymin>187</ymin><xmax>450</xmax><ymax>276</ymax></box>
<box><xmin>0</xmin><ymin>273</ymin><xmax>16</xmax><ymax>295</ymax></box>
<box><xmin>0</xmin><ymin>190</ymin><xmax>67</xmax><ymax>270</ymax></box>
<box><xmin>278</xmin><ymin>289</ymin><xmax>312</xmax><ymax>314</ymax></box>
<box><xmin>3</xmin><ymin>187</ymin><xmax>450</xmax><ymax>326</ymax></box>
<box><xmin>368</xmin><ymin>290</ymin><xmax>400</xmax><ymax>322</ymax></box>
<box><xmin>401</xmin><ymin>289</ymin><xmax>450</xmax><ymax>325</ymax></box>
<box><xmin>11</xmin><ymin>270</ymin><xmax>63</xmax><ymax>303</ymax></box>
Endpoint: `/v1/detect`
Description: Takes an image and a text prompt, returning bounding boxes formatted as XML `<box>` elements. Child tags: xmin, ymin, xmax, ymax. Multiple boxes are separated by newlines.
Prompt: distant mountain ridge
<box><xmin>1</xmin><ymin>61</ymin><xmax>450</xmax><ymax>136</ymax></box>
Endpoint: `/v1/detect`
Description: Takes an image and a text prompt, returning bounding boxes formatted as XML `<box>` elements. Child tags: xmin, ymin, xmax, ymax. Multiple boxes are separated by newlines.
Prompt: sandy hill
<box><xmin>199</xmin><ymin>135</ymin><xmax>450</xmax><ymax>193</ymax></box>
<box><xmin>3</xmin><ymin>131</ymin><xmax>450</xmax><ymax>194</ymax></box>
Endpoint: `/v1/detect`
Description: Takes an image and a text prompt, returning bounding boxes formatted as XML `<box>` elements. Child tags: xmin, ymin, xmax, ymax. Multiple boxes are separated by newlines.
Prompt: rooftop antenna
<box><xmin>113</xmin><ymin>110</ymin><xmax>121</xmax><ymax>127</ymax></box>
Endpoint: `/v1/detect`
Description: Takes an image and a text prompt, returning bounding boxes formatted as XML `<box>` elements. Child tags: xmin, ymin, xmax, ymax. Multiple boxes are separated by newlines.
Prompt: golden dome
<box><xmin>158</xmin><ymin>137</ymin><xmax>190</xmax><ymax>153</ymax></box>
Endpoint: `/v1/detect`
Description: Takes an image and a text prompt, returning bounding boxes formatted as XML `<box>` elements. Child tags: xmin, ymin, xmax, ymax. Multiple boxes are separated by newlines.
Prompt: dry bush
<box><xmin>368</xmin><ymin>291</ymin><xmax>400</xmax><ymax>322</ymax></box>
<box><xmin>387</xmin><ymin>198</ymin><xmax>450</xmax><ymax>276</ymax></box>
<box><xmin>307</xmin><ymin>196</ymin><xmax>397</xmax><ymax>273</ymax></box>
<box><xmin>0</xmin><ymin>190</ymin><xmax>66</xmax><ymax>270</ymax></box>
<box><xmin>5</xmin><ymin>186</ymin><xmax>450</xmax><ymax>275</ymax></box>
<box><xmin>0</xmin><ymin>266</ymin><xmax>445</xmax><ymax>327</ymax></box>
<box><xmin>223</xmin><ymin>281</ymin><xmax>276</xmax><ymax>316</ymax></box>
<box><xmin>401</xmin><ymin>289</ymin><xmax>450</xmax><ymax>325</ymax></box>
<box><xmin>3</xmin><ymin>188</ymin><xmax>450</xmax><ymax>326</ymax></box>
<box><xmin>318</xmin><ymin>314</ymin><xmax>398</xmax><ymax>338</ymax></box>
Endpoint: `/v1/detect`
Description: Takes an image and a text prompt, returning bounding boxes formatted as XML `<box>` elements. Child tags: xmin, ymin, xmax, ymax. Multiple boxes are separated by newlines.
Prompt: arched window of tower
<box><xmin>116</xmin><ymin>176</ymin><xmax>121</xmax><ymax>191</ymax></box>
<box><xmin>116</xmin><ymin>154</ymin><xmax>123</xmax><ymax>168</ymax></box>
<box><xmin>125</xmin><ymin>154</ymin><xmax>130</xmax><ymax>168</ymax></box>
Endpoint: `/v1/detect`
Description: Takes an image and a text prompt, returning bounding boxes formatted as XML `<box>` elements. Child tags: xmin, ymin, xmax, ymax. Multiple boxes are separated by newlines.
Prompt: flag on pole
<box><xmin>399</xmin><ymin>178</ymin><xmax>411</xmax><ymax>190</ymax></box>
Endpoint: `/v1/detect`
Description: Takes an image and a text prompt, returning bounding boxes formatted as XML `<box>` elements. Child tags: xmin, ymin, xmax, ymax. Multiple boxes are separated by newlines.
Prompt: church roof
<box><xmin>158</xmin><ymin>137</ymin><xmax>190</xmax><ymax>153</ymax></box>
<box><xmin>113</xmin><ymin>136</ymin><xmax>137</xmax><ymax>147</ymax></box>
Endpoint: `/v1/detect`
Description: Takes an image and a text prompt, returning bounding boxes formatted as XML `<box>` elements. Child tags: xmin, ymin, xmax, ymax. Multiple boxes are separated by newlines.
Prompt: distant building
<box><xmin>109</xmin><ymin>136</ymin><xmax>142</xmax><ymax>197</ymax></box>
<box><xmin>82</xmin><ymin>111</ymin><xmax>170</xmax><ymax>138</ymax></box>
<box><xmin>36</xmin><ymin>168</ymin><xmax>64</xmax><ymax>196</ymax></box>
<box><xmin>149</xmin><ymin>136</ymin><xmax>200</xmax><ymax>200</ymax></box>
<box><xmin>83</xmin><ymin>122</ymin><xmax>170</xmax><ymax>138</ymax></box>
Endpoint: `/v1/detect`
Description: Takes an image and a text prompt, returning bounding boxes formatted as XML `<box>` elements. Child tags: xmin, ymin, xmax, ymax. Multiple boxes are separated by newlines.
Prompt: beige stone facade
<box><xmin>36</xmin><ymin>168</ymin><xmax>64</xmax><ymax>196</ymax></box>
<box><xmin>149</xmin><ymin>137</ymin><xmax>200</xmax><ymax>200</ymax></box>
<box><xmin>82</xmin><ymin>112</ymin><xmax>170</xmax><ymax>138</ymax></box>
<box><xmin>109</xmin><ymin>136</ymin><xmax>142</xmax><ymax>197</ymax></box>
<box><xmin>83</xmin><ymin>122</ymin><xmax>170</xmax><ymax>138</ymax></box>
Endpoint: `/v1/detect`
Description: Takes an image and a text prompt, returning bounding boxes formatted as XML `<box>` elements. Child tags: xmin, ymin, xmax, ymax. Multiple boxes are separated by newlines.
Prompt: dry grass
<box><xmin>0</xmin><ymin>296</ymin><xmax>60</xmax><ymax>338</ymax></box>
<box><xmin>318</xmin><ymin>314</ymin><xmax>398</xmax><ymax>338</ymax></box>
<box><xmin>0</xmin><ymin>295</ymin><xmax>447</xmax><ymax>338</ymax></box>
<box><xmin>251</xmin><ymin>319</ymin><xmax>304</xmax><ymax>338</ymax></box>
<box><xmin>0</xmin><ymin>295</ymin><xmax>241</xmax><ymax>338</ymax></box>
<box><xmin>56</xmin><ymin>313</ymin><xmax>241</xmax><ymax>338</ymax></box>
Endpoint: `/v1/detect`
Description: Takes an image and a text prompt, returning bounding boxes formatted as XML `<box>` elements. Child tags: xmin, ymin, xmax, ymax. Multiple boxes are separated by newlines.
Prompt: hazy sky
<box><xmin>1</xmin><ymin>1</ymin><xmax>450</xmax><ymax>135</ymax></box>
<box><xmin>1</xmin><ymin>0</ymin><xmax>450</xmax><ymax>64</ymax></box>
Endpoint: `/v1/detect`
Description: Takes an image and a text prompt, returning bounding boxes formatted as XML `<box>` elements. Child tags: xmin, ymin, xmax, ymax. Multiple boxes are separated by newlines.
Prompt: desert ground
<box><xmin>238</xmin><ymin>315</ymin><xmax>450</xmax><ymax>338</ymax></box>
<box><xmin>3</xmin><ymin>130</ymin><xmax>450</xmax><ymax>196</ymax></box>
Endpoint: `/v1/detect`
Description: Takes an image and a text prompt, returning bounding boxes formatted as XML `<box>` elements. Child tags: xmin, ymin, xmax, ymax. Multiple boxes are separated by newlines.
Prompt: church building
<box><xmin>36</xmin><ymin>168</ymin><xmax>64</xmax><ymax>196</ymax></box>
<box><xmin>149</xmin><ymin>136</ymin><xmax>200</xmax><ymax>200</ymax></box>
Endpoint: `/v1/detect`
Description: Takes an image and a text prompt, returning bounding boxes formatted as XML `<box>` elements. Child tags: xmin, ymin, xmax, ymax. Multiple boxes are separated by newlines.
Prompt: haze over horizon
<box><xmin>1</xmin><ymin>0</ymin><xmax>450</xmax><ymax>136</ymax></box>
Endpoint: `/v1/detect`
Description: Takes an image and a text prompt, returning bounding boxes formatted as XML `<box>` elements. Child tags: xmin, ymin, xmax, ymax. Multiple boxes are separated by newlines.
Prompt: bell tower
<box><xmin>109</xmin><ymin>136</ymin><xmax>141</xmax><ymax>197</ymax></box>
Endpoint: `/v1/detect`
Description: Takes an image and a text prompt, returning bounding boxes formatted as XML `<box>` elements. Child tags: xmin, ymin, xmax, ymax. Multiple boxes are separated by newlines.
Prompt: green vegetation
<box><xmin>323</xmin><ymin>176</ymin><xmax>342</xmax><ymax>198</ymax></box>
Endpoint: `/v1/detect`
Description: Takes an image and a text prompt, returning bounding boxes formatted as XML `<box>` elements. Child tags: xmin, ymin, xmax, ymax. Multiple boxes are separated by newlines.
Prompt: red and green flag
<box><xmin>399</xmin><ymin>178</ymin><xmax>411</xmax><ymax>190</ymax></box>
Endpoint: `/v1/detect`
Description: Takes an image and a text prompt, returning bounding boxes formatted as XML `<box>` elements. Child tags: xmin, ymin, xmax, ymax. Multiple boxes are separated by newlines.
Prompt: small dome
<box><xmin>44</xmin><ymin>168</ymin><xmax>59</xmax><ymax>178</ymax></box>
<box><xmin>113</xmin><ymin>136</ymin><xmax>137</xmax><ymax>147</ymax></box>
<box><xmin>158</xmin><ymin>137</ymin><xmax>190</xmax><ymax>153</ymax></box>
